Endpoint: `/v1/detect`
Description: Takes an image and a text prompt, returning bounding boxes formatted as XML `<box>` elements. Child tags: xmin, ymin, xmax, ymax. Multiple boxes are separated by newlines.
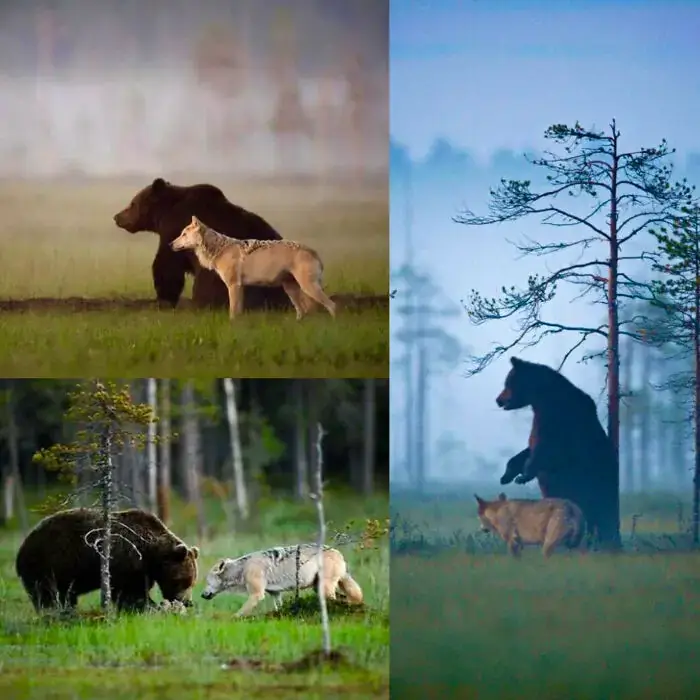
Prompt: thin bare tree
<box><xmin>146</xmin><ymin>378</ymin><xmax>158</xmax><ymax>512</ymax></box>
<box><xmin>222</xmin><ymin>378</ymin><xmax>249</xmax><ymax>522</ymax></box>
<box><xmin>158</xmin><ymin>380</ymin><xmax>172</xmax><ymax>524</ymax></box>
<box><xmin>362</xmin><ymin>379</ymin><xmax>376</xmax><ymax>495</ymax></box>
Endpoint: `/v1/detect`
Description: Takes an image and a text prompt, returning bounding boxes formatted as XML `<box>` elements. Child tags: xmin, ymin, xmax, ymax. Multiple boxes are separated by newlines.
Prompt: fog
<box><xmin>0</xmin><ymin>0</ymin><xmax>388</xmax><ymax>178</ymax></box>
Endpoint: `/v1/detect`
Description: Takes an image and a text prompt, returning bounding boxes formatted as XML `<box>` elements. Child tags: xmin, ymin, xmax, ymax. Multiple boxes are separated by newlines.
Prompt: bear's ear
<box><xmin>152</xmin><ymin>177</ymin><xmax>167</xmax><ymax>192</ymax></box>
<box><xmin>498</xmin><ymin>492</ymin><xmax>507</xmax><ymax>501</ymax></box>
<box><xmin>510</xmin><ymin>357</ymin><xmax>523</xmax><ymax>367</ymax></box>
<box><xmin>190</xmin><ymin>546</ymin><xmax>200</xmax><ymax>560</ymax></box>
<box><xmin>170</xmin><ymin>543</ymin><xmax>189</xmax><ymax>561</ymax></box>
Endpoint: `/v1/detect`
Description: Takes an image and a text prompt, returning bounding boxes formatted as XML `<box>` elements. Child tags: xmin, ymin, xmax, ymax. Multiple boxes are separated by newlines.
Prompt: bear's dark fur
<box><xmin>113</xmin><ymin>178</ymin><xmax>292</xmax><ymax>311</ymax></box>
<box><xmin>15</xmin><ymin>508</ymin><xmax>200</xmax><ymax>612</ymax></box>
<box><xmin>496</xmin><ymin>357</ymin><xmax>620</xmax><ymax>549</ymax></box>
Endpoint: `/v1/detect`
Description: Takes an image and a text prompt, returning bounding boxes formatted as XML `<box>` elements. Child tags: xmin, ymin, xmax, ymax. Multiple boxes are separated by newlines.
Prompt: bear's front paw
<box><xmin>514</xmin><ymin>473</ymin><xmax>534</xmax><ymax>485</ymax></box>
<box><xmin>500</xmin><ymin>474</ymin><xmax>512</xmax><ymax>485</ymax></box>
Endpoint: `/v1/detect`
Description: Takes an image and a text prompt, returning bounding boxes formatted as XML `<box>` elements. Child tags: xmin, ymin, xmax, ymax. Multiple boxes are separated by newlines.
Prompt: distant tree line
<box><xmin>0</xmin><ymin>379</ymin><xmax>388</xmax><ymax>533</ymax></box>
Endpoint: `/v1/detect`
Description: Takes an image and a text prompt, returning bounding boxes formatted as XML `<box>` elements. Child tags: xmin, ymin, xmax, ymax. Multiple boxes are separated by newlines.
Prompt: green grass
<box><xmin>0</xmin><ymin>491</ymin><xmax>389</xmax><ymax>699</ymax></box>
<box><xmin>391</xmin><ymin>489</ymin><xmax>700</xmax><ymax>699</ymax></box>
<box><xmin>0</xmin><ymin>178</ymin><xmax>388</xmax><ymax>378</ymax></box>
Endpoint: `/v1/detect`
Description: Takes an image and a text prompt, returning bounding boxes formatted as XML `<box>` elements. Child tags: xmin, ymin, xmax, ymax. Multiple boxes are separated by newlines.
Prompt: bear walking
<box><xmin>15</xmin><ymin>508</ymin><xmax>199</xmax><ymax>612</ymax></box>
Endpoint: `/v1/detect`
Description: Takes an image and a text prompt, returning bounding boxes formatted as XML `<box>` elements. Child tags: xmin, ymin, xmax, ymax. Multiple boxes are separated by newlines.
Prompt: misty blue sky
<box><xmin>389</xmin><ymin>0</ymin><xmax>700</xmax><ymax>485</ymax></box>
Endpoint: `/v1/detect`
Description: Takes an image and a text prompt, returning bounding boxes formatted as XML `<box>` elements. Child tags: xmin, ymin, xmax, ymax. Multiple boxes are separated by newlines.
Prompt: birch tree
<box><xmin>180</xmin><ymin>381</ymin><xmax>206</xmax><ymax>540</ymax></box>
<box><xmin>33</xmin><ymin>381</ymin><xmax>156</xmax><ymax>613</ymax></box>
<box><xmin>222</xmin><ymin>378</ymin><xmax>248</xmax><ymax>521</ymax></box>
<box><xmin>158</xmin><ymin>379</ymin><xmax>172</xmax><ymax>524</ymax></box>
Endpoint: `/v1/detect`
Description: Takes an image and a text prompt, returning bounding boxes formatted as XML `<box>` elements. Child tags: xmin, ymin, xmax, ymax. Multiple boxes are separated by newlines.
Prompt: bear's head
<box><xmin>113</xmin><ymin>177</ymin><xmax>179</xmax><ymax>234</ymax></box>
<box><xmin>153</xmin><ymin>541</ymin><xmax>200</xmax><ymax>607</ymax></box>
<box><xmin>496</xmin><ymin>356</ymin><xmax>548</xmax><ymax>410</ymax></box>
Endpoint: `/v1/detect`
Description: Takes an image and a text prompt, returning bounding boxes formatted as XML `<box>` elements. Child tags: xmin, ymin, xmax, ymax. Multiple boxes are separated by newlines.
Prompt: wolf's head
<box><xmin>171</xmin><ymin>215</ymin><xmax>207</xmax><ymax>252</ymax></box>
<box><xmin>474</xmin><ymin>493</ymin><xmax>507</xmax><ymax>532</ymax></box>
<box><xmin>201</xmin><ymin>557</ymin><xmax>240</xmax><ymax>600</ymax></box>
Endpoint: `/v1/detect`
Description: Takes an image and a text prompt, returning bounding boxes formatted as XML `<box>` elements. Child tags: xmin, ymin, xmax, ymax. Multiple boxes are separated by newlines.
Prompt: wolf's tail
<box><xmin>338</xmin><ymin>573</ymin><xmax>363</xmax><ymax>604</ymax></box>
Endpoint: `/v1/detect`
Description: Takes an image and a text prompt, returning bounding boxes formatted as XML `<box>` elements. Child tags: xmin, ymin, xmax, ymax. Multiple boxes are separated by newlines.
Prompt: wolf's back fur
<box><xmin>476</xmin><ymin>493</ymin><xmax>584</xmax><ymax>558</ymax></box>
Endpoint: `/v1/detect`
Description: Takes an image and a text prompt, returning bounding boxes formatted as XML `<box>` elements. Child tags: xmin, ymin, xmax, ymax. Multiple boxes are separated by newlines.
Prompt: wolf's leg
<box><xmin>235</xmin><ymin>591</ymin><xmax>265</xmax><ymax>617</ymax></box>
<box><xmin>270</xmin><ymin>592</ymin><xmax>283</xmax><ymax>611</ymax></box>
<box><xmin>282</xmin><ymin>279</ymin><xmax>306</xmax><ymax>320</ymax></box>
<box><xmin>542</xmin><ymin>521</ymin><xmax>560</xmax><ymax>558</ymax></box>
<box><xmin>227</xmin><ymin>284</ymin><xmax>244</xmax><ymax>320</ymax></box>
<box><xmin>295</xmin><ymin>276</ymin><xmax>336</xmax><ymax>318</ymax></box>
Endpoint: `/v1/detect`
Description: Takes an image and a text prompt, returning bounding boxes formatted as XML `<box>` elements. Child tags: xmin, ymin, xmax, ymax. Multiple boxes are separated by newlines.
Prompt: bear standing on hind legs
<box><xmin>113</xmin><ymin>177</ymin><xmax>294</xmax><ymax>312</ymax></box>
<box><xmin>496</xmin><ymin>356</ymin><xmax>620</xmax><ymax>550</ymax></box>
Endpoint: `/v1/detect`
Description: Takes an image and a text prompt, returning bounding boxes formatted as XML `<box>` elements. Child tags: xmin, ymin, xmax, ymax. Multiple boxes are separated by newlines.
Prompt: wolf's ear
<box><xmin>191</xmin><ymin>215</ymin><xmax>199</xmax><ymax>225</ymax></box>
<box><xmin>474</xmin><ymin>494</ymin><xmax>484</xmax><ymax>505</ymax></box>
<box><xmin>215</xmin><ymin>559</ymin><xmax>227</xmax><ymax>573</ymax></box>
<box><xmin>498</xmin><ymin>492</ymin><xmax>507</xmax><ymax>501</ymax></box>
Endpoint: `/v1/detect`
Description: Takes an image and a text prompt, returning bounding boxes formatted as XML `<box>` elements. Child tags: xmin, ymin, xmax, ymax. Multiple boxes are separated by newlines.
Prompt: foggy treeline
<box><xmin>0</xmin><ymin>0</ymin><xmax>388</xmax><ymax>178</ymax></box>
<box><xmin>0</xmin><ymin>379</ymin><xmax>388</xmax><ymax>533</ymax></box>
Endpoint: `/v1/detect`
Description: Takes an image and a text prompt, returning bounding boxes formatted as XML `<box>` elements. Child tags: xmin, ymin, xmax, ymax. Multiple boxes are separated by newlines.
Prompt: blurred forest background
<box><xmin>0</xmin><ymin>0</ymin><xmax>388</xmax><ymax>179</ymax></box>
<box><xmin>0</xmin><ymin>379</ymin><xmax>389</xmax><ymax>536</ymax></box>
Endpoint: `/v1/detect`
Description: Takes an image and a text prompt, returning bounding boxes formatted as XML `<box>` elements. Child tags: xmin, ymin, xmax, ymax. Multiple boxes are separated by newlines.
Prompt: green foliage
<box><xmin>31</xmin><ymin>381</ymin><xmax>159</xmax><ymax>511</ymax></box>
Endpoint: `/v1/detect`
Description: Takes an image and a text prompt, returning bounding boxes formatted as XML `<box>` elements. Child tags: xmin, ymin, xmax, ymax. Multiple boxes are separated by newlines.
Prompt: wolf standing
<box><xmin>200</xmin><ymin>544</ymin><xmax>363</xmax><ymax>617</ymax></box>
<box><xmin>171</xmin><ymin>215</ymin><xmax>336</xmax><ymax>320</ymax></box>
<box><xmin>475</xmin><ymin>493</ymin><xmax>584</xmax><ymax>558</ymax></box>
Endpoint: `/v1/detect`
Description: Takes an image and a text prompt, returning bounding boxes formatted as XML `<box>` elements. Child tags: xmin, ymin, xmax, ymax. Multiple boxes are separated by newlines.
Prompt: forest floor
<box><xmin>0</xmin><ymin>178</ymin><xmax>388</xmax><ymax>378</ymax></box>
<box><xmin>391</xmin><ymin>487</ymin><xmax>700</xmax><ymax>699</ymax></box>
<box><xmin>0</xmin><ymin>491</ymin><xmax>390</xmax><ymax>699</ymax></box>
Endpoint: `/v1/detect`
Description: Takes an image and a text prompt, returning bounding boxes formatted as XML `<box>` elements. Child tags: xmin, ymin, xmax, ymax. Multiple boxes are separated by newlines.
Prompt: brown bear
<box><xmin>15</xmin><ymin>508</ymin><xmax>200</xmax><ymax>613</ymax></box>
<box><xmin>495</xmin><ymin>357</ymin><xmax>620</xmax><ymax>550</ymax></box>
<box><xmin>113</xmin><ymin>178</ymin><xmax>293</xmax><ymax>311</ymax></box>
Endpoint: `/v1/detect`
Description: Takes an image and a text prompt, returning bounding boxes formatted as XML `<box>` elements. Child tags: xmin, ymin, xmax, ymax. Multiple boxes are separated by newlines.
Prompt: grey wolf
<box><xmin>171</xmin><ymin>215</ymin><xmax>336</xmax><ymax>320</ymax></box>
<box><xmin>475</xmin><ymin>492</ymin><xmax>584</xmax><ymax>558</ymax></box>
<box><xmin>200</xmin><ymin>544</ymin><xmax>363</xmax><ymax>617</ymax></box>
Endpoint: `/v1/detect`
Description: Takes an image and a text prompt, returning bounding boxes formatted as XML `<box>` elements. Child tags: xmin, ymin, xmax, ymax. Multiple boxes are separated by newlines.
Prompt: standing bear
<box><xmin>496</xmin><ymin>357</ymin><xmax>620</xmax><ymax>549</ymax></box>
<box><xmin>15</xmin><ymin>508</ymin><xmax>200</xmax><ymax>612</ymax></box>
<box><xmin>113</xmin><ymin>178</ymin><xmax>294</xmax><ymax>311</ymax></box>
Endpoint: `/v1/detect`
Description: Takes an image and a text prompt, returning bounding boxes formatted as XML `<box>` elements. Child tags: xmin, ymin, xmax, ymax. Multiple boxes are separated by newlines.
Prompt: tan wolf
<box><xmin>200</xmin><ymin>544</ymin><xmax>363</xmax><ymax>617</ymax></box>
<box><xmin>170</xmin><ymin>215</ymin><xmax>336</xmax><ymax>320</ymax></box>
<box><xmin>475</xmin><ymin>493</ymin><xmax>584</xmax><ymax>558</ymax></box>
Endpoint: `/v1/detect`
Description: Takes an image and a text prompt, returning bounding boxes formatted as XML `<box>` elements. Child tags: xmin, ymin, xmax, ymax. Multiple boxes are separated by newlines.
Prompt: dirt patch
<box><xmin>222</xmin><ymin>648</ymin><xmax>356</xmax><ymax>674</ymax></box>
<box><xmin>0</xmin><ymin>294</ymin><xmax>389</xmax><ymax>314</ymax></box>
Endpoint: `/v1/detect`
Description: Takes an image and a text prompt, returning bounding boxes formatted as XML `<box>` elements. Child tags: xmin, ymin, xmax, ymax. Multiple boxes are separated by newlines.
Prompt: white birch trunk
<box><xmin>311</xmin><ymin>422</ymin><xmax>331</xmax><ymax>655</ymax></box>
<box><xmin>222</xmin><ymin>378</ymin><xmax>249</xmax><ymax>521</ymax></box>
<box><xmin>158</xmin><ymin>380</ymin><xmax>172</xmax><ymax>523</ymax></box>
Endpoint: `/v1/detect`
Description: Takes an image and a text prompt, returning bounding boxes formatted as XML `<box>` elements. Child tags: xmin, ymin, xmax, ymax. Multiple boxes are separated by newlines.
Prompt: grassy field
<box><xmin>0</xmin><ymin>177</ymin><xmax>388</xmax><ymax>378</ymax></box>
<box><xmin>0</xmin><ymin>490</ymin><xmax>389</xmax><ymax>699</ymax></box>
<box><xmin>391</xmin><ymin>487</ymin><xmax>700</xmax><ymax>699</ymax></box>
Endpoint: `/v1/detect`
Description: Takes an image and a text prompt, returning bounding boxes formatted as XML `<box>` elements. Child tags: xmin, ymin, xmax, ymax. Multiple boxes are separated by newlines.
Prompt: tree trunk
<box><xmin>146</xmin><ymin>378</ymin><xmax>158</xmax><ymax>513</ymax></box>
<box><xmin>222</xmin><ymin>378</ymin><xmax>249</xmax><ymax>521</ymax></box>
<box><xmin>362</xmin><ymin>379</ymin><xmax>376</xmax><ymax>495</ymax></box>
<box><xmin>100</xmin><ymin>425</ymin><xmax>114</xmax><ymax>612</ymax></box>
<box><xmin>605</xmin><ymin>130</ymin><xmax>622</xmax><ymax>549</ymax></box>
<box><xmin>693</xmin><ymin>238</ymin><xmax>700</xmax><ymax>545</ymax></box>
<box><xmin>158</xmin><ymin>380</ymin><xmax>172</xmax><ymax>524</ymax></box>
<box><xmin>4</xmin><ymin>387</ymin><xmax>28</xmax><ymax>533</ymax></box>
<box><xmin>294</xmin><ymin>381</ymin><xmax>308</xmax><ymax>500</ymax></box>
<box><xmin>181</xmin><ymin>382</ymin><xmax>206</xmax><ymax>540</ymax></box>
<box><xmin>311</xmin><ymin>422</ymin><xmax>331</xmax><ymax>656</ymax></box>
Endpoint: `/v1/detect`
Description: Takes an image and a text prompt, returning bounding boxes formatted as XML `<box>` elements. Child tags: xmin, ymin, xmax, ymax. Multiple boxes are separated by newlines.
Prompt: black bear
<box><xmin>16</xmin><ymin>508</ymin><xmax>200</xmax><ymax>612</ymax></box>
<box><xmin>113</xmin><ymin>178</ymin><xmax>292</xmax><ymax>311</ymax></box>
<box><xmin>496</xmin><ymin>356</ymin><xmax>620</xmax><ymax>549</ymax></box>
